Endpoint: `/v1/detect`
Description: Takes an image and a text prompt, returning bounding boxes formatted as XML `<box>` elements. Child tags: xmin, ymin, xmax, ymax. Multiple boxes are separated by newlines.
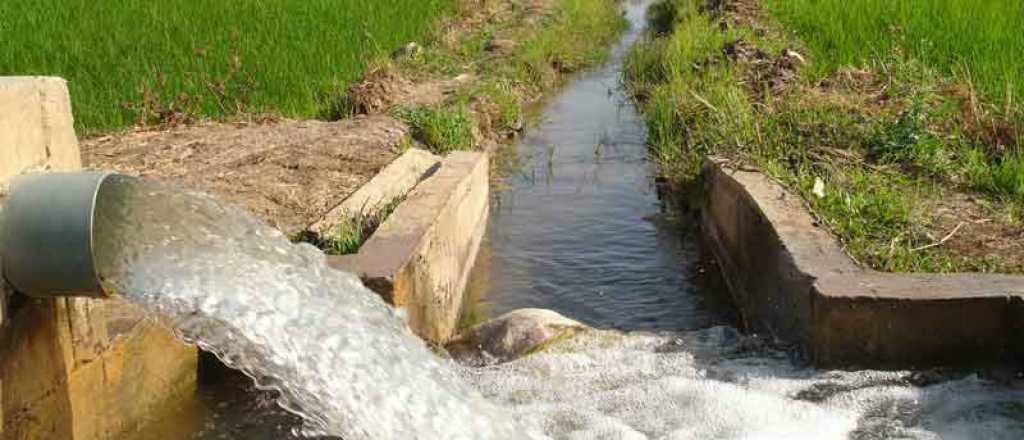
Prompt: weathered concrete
<box><xmin>328</xmin><ymin>151</ymin><xmax>490</xmax><ymax>343</ymax></box>
<box><xmin>68</xmin><ymin>318</ymin><xmax>197</xmax><ymax>439</ymax></box>
<box><xmin>0</xmin><ymin>77</ymin><xmax>81</xmax><ymax>193</ymax></box>
<box><xmin>310</xmin><ymin>147</ymin><xmax>441</xmax><ymax>235</ymax></box>
<box><xmin>0</xmin><ymin>77</ymin><xmax>83</xmax><ymax>440</ymax></box>
<box><xmin>701</xmin><ymin>158</ymin><xmax>1024</xmax><ymax>368</ymax></box>
<box><xmin>0</xmin><ymin>76</ymin><xmax>197</xmax><ymax>439</ymax></box>
<box><xmin>0</xmin><ymin>298</ymin><xmax>75</xmax><ymax>439</ymax></box>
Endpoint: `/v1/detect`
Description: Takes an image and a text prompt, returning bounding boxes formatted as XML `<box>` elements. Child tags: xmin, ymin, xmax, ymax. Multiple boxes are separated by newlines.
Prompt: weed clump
<box><xmin>396</xmin><ymin>105</ymin><xmax>476</xmax><ymax>154</ymax></box>
<box><xmin>296</xmin><ymin>197</ymin><xmax>406</xmax><ymax>256</ymax></box>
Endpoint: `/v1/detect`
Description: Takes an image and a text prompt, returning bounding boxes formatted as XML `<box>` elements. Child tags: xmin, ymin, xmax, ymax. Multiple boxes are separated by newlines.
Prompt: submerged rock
<box><xmin>447</xmin><ymin>308</ymin><xmax>588</xmax><ymax>365</ymax></box>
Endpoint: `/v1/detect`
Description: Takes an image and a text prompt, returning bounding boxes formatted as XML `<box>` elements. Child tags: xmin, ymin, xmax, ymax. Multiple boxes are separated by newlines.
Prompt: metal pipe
<box><xmin>1</xmin><ymin>171</ymin><xmax>122</xmax><ymax>298</ymax></box>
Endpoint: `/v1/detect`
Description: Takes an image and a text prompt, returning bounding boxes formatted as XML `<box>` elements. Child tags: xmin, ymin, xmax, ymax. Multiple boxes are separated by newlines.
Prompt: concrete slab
<box><xmin>310</xmin><ymin>147</ymin><xmax>441</xmax><ymax>235</ymax></box>
<box><xmin>328</xmin><ymin>151</ymin><xmax>490</xmax><ymax>343</ymax></box>
<box><xmin>0</xmin><ymin>77</ymin><xmax>81</xmax><ymax>193</ymax></box>
<box><xmin>701</xmin><ymin>158</ymin><xmax>1024</xmax><ymax>368</ymax></box>
<box><xmin>68</xmin><ymin>319</ymin><xmax>197</xmax><ymax>439</ymax></box>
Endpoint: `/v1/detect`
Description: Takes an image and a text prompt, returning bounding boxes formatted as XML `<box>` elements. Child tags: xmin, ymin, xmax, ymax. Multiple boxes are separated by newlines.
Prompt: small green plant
<box><xmin>970</xmin><ymin>152</ymin><xmax>1024</xmax><ymax>199</ymax></box>
<box><xmin>396</xmin><ymin>104</ymin><xmax>475</xmax><ymax>154</ymax></box>
<box><xmin>296</xmin><ymin>197</ymin><xmax>405</xmax><ymax>255</ymax></box>
<box><xmin>483</xmin><ymin>82</ymin><xmax>523</xmax><ymax>133</ymax></box>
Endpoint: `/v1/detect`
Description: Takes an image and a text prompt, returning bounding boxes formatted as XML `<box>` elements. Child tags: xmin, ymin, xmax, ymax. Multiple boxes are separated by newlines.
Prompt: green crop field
<box><xmin>0</xmin><ymin>0</ymin><xmax>453</xmax><ymax>132</ymax></box>
<box><xmin>764</xmin><ymin>0</ymin><xmax>1024</xmax><ymax>113</ymax></box>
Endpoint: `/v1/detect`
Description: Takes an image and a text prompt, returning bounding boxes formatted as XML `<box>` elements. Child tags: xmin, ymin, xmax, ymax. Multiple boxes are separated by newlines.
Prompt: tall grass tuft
<box><xmin>0</xmin><ymin>0</ymin><xmax>454</xmax><ymax>132</ymax></box>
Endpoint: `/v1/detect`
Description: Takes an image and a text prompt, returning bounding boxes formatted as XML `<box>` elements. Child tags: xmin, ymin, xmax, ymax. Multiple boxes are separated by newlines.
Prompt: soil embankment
<box><xmin>83</xmin><ymin>0</ymin><xmax>626</xmax><ymax>238</ymax></box>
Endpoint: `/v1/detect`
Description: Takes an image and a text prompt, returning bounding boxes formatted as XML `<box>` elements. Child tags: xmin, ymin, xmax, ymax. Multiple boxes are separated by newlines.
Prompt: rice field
<box><xmin>0</xmin><ymin>0</ymin><xmax>454</xmax><ymax>132</ymax></box>
<box><xmin>764</xmin><ymin>0</ymin><xmax>1024</xmax><ymax>113</ymax></box>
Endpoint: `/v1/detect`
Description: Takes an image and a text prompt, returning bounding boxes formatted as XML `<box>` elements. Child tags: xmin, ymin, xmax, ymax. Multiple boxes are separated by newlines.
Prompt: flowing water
<box><xmin>97</xmin><ymin>1</ymin><xmax>1023</xmax><ymax>438</ymax></box>
<box><xmin>466</xmin><ymin>0</ymin><xmax>735</xmax><ymax>333</ymax></box>
<box><xmin>94</xmin><ymin>177</ymin><xmax>523</xmax><ymax>439</ymax></box>
<box><xmin>458</xmin><ymin>1</ymin><xmax>1024</xmax><ymax>438</ymax></box>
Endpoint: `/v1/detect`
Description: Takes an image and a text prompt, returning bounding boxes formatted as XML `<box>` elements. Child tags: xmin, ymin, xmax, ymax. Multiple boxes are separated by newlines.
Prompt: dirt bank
<box><xmin>84</xmin><ymin>117</ymin><xmax>405</xmax><ymax>235</ymax></box>
<box><xmin>83</xmin><ymin>0</ymin><xmax>626</xmax><ymax>236</ymax></box>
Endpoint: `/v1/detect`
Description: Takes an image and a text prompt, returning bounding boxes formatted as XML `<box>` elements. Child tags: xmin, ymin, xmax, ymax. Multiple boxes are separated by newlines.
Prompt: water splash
<box><xmin>84</xmin><ymin>0</ymin><xmax>1023</xmax><ymax>435</ymax></box>
<box><xmin>93</xmin><ymin>176</ymin><xmax>524</xmax><ymax>439</ymax></box>
<box><xmin>90</xmin><ymin>176</ymin><xmax>1023</xmax><ymax>440</ymax></box>
<box><xmin>463</xmin><ymin>327</ymin><xmax>1024</xmax><ymax>439</ymax></box>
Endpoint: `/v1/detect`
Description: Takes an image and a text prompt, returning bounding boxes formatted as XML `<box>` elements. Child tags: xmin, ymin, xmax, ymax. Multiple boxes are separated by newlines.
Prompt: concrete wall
<box><xmin>701</xmin><ymin>159</ymin><xmax>1024</xmax><ymax>368</ymax></box>
<box><xmin>328</xmin><ymin>151</ymin><xmax>490</xmax><ymax>343</ymax></box>
<box><xmin>0</xmin><ymin>77</ymin><xmax>197</xmax><ymax>439</ymax></box>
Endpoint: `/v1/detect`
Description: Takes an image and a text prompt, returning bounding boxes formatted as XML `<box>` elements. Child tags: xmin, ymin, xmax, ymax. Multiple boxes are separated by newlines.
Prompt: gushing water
<box><xmin>93</xmin><ymin>176</ymin><xmax>524</xmax><ymax>439</ymax></box>
<box><xmin>92</xmin><ymin>176</ymin><xmax>1024</xmax><ymax>440</ymax></box>
<box><xmin>464</xmin><ymin>328</ymin><xmax>1024</xmax><ymax>439</ymax></box>
<box><xmin>89</xmin><ymin>0</ymin><xmax>1023</xmax><ymax>437</ymax></box>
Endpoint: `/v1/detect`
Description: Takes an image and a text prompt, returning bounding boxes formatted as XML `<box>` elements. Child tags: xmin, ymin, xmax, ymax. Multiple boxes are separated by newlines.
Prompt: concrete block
<box><xmin>329</xmin><ymin>152</ymin><xmax>490</xmax><ymax>343</ymax></box>
<box><xmin>0</xmin><ymin>77</ymin><xmax>81</xmax><ymax>193</ymax></box>
<box><xmin>0</xmin><ymin>76</ymin><xmax>198</xmax><ymax>438</ymax></box>
<box><xmin>700</xmin><ymin>159</ymin><xmax>1024</xmax><ymax>368</ymax></box>
<box><xmin>0</xmin><ymin>76</ymin><xmax>82</xmax><ymax>439</ymax></box>
<box><xmin>0</xmin><ymin>298</ymin><xmax>76</xmax><ymax>439</ymax></box>
<box><xmin>68</xmin><ymin>320</ymin><xmax>197</xmax><ymax>439</ymax></box>
<box><xmin>310</xmin><ymin>147</ymin><xmax>441</xmax><ymax>235</ymax></box>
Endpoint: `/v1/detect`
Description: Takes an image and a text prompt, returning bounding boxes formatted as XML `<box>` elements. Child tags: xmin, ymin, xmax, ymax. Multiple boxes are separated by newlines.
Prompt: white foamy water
<box><xmin>93</xmin><ymin>176</ymin><xmax>527</xmax><ymax>439</ymax></box>
<box><xmin>464</xmin><ymin>328</ymin><xmax>1024</xmax><ymax>439</ymax></box>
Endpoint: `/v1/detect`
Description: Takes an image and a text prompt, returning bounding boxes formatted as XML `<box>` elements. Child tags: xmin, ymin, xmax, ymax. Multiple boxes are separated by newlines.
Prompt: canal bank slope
<box><xmin>626</xmin><ymin>0</ymin><xmax>1024</xmax><ymax>368</ymax></box>
<box><xmin>83</xmin><ymin>0</ymin><xmax>626</xmax><ymax>237</ymax></box>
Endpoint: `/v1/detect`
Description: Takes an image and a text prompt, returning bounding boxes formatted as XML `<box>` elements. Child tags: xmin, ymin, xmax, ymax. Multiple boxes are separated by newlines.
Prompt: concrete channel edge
<box><xmin>700</xmin><ymin>157</ymin><xmax>1024</xmax><ymax>369</ymax></box>
<box><xmin>327</xmin><ymin>151</ymin><xmax>490</xmax><ymax>344</ymax></box>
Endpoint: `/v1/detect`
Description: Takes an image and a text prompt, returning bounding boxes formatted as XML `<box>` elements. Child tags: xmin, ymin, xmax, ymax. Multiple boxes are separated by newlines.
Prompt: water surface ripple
<box><xmin>473</xmin><ymin>0</ymin><xmax>733</xmax><ymax>332</ymax></box>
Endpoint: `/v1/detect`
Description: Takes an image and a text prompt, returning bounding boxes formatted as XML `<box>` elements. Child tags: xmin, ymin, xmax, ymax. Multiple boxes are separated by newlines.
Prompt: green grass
<box><xmin>763</xmin><ymin>0</ymin><xmax>1024</xmax><ymax>122</ymax></box>
<box><xmin>395</xmin><ymin>104</ymin><xmax>476</xmax><ymax>154</ymax></box>
<box><xmin>515</xmin><ymin>0</ymin><xmax>628</xmax><ymax>84</ymax></box>
<box><xmin>0</xmin><ymin>0</ymin><xmax>454</xmax><ymax>132</ymax></box>
<box><xmin>298</xmin><ymin>196</ymin><xmax>405</xmax><ymax>255</ymax></box>
<box><xmin>626</xmin><ymin>0</ymin><xmax>1023</xmax><ymax>273</ymax></box>
<box><xmin>389</xmin><ymin>0</ymin><xmax>624</xmax><ymax>154</ymax></box>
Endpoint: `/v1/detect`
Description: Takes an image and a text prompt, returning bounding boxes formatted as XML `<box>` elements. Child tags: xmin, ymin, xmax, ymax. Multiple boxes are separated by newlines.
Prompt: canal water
<box><xmin>465</xmin><ymin>0</ymin><xmax>735</xmax><ymax>333</ymax></box>
<box><xmin>114</xmin><ymin>0</ymin><xmax>1024</xmax><ymax>438</ymax></box>
<box><xmin>462</xmin><ymin>0</ymin><xmax>1024</xmax><ymax>438</ymax></box>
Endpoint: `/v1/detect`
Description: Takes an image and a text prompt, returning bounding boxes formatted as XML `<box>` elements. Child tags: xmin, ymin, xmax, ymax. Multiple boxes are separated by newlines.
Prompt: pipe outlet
<box><xmin>1</xmin><ymin>171</ymin><xmax>123</xmax><ymax>298</ymax></box>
